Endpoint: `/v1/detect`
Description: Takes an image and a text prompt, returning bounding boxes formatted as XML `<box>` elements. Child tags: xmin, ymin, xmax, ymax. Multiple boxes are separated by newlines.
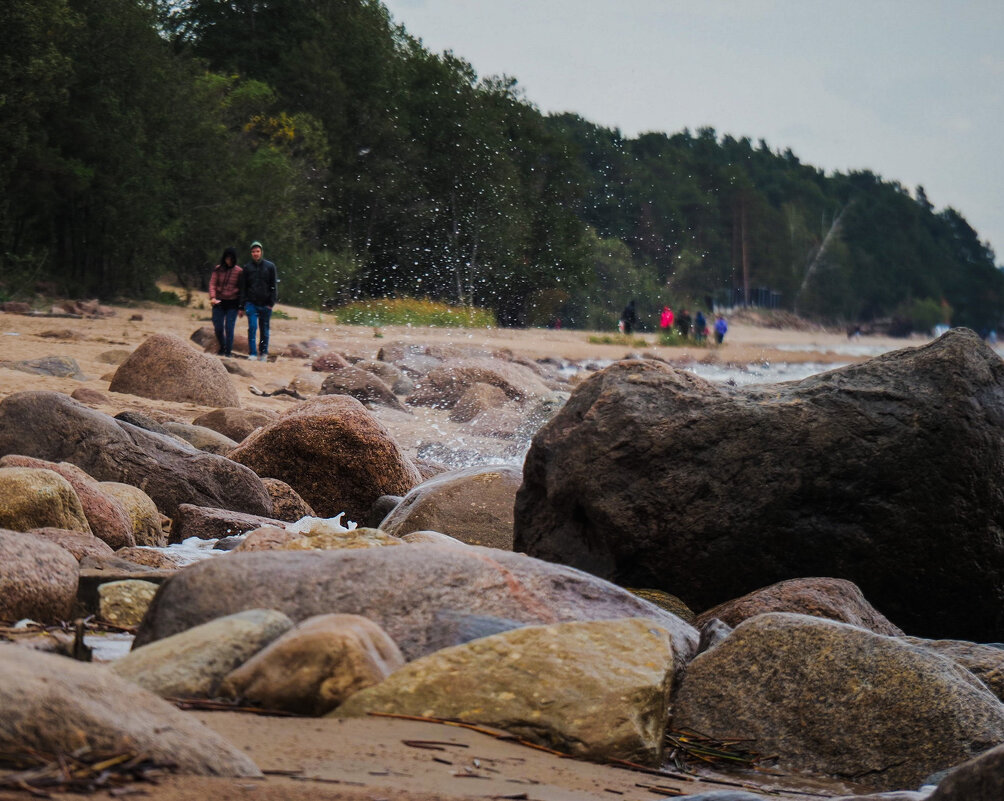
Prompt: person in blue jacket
<box><xmin>714</xmin><ymin>313</ymin><xmax>728</xmax><ymax>344</ymax></box>
<box><xmin>239</xmin><ymin>240</ymin><xmax>278</xmax><ymax>361</ymax></box>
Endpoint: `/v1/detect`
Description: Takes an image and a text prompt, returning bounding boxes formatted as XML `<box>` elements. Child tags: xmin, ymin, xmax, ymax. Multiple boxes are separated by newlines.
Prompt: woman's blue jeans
<box><xmin>212</xmin><ymin>303</ymin><xmax>239</xmax><ymax>356</ymax></box>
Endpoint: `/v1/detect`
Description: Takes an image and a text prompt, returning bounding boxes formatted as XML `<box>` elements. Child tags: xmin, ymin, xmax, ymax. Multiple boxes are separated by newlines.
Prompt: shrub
<box><xmin>331</xmin><ymin>297</ymin><xmax>496</xmax><ymax>328</ymax></box>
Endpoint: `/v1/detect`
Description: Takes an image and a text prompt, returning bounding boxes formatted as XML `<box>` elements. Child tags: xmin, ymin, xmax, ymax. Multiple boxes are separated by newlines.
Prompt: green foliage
<box><xmin>332</xmin><ymin>297</ymin><xmax>496</xmax><ymax>328</ymax></box>
<box><xmin>154</xmin><ymin>289</ymin><xmax>186</xmax><ymax>306</ymax></box>
<box><xmin>1</xmin><ymin>0</ymin><xmax>1000</xmax><ymax>334</ymax></box>
<box><xmin>895</xmin><ymin>297</ymin><xmax>948</xmax><ymax>335</ymax></box>
<box><xmin>587</xmin><ymin>334</ymin><xmax>650</xmax><ymax>348</ymax></box>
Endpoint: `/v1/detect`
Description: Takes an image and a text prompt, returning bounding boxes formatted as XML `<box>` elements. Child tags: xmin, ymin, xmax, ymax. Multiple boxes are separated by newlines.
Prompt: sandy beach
<box><xmin>0</xmin><ymin>296</ymin><xmax>930</xmax><ymax>801</ymax></box>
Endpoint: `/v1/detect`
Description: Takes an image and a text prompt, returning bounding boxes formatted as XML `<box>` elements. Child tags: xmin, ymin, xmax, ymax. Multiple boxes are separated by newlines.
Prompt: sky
<box><xmin>382</xmin><ymin>0</ymin><xmax>1004</xmax><ymax>260</ymax></box>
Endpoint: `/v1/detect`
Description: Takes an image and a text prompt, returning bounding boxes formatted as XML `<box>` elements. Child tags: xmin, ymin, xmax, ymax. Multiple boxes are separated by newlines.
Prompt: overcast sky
<box><xmin>382</xmin><ymin>0</ymin><xmax>1004</xmax><ymax>260</ymax></box>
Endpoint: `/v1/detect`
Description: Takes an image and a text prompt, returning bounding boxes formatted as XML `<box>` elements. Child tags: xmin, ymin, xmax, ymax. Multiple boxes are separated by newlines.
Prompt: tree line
<box><xmin>3</xmin><ymin>0</ymin><xmax>1001</xmax><ymax>332</ymax></box>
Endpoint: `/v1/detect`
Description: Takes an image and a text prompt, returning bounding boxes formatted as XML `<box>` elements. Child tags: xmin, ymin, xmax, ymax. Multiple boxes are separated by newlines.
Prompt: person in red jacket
<box><xmin>208</xmin><ymin>247</ymin><xmax>242</xmax><ymax>357</ymax></box>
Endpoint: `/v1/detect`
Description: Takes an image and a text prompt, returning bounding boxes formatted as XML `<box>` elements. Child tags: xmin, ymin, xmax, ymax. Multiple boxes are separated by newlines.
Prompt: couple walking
<box><xmin>209</xmin><ymin>241</ymin><xmax>278</xmax><ymax>361</ymax></box>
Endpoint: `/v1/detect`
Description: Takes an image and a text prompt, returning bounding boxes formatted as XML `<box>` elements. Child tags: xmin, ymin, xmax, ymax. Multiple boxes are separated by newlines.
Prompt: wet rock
<box><xmin>0</xmin><ymin>646</ymin><xmax>261</xmax><ymax>776</ymax></box>
<box><xmin>928</xmin><ymin>741</ymin><xmax>1004</xmax><ymax>800</ymax></box>
<box><xmin>109</xmin><ymin>332</ymin><xmax>240</xmax><ymax>407</ymax></box>
<box><xmin>0</xmin><ymin>529</ymin><xmax>79</xmax><ymax>622</ymax></box>
<box><xmin>288</xmin><ymin>371</ymin><xmax>324</xmax><ymax>396</ymax></box>
<box><xmin>131</xmin><ymin>545</ymin><xmax>699</xmax><ymax>671</ymax></box>
<box><xmin>320</xmin><ymin>365</ymin><xmax>409</xmax><ymax>412</ymax></box>
<box><xmin>99</xmin><ymin>482</ymin><xmax>166</xmax><ymax>547</ymax></box>
<box><xmin>233</xmin><ymin>526</ymin><xmax>297</xmax><ymax>552</ymax></box>
<box><xmin>218</xmin><ymin>614</ymin><xmax>404</xmax><ymax>715</ymax></box>
<box><xmin>413</xmin><ymin>457</ymin><xmax>450</xmax><ymax>480</ymax></box>
<box><xmin>0</xmin><ymin>466</ymin><xmax>91</xmax><ymax>534</ymax></box>
<box><xmin>515</xmin><ymin>332</ymin><xmax>1004</xmax><ymax>641</ymax></box>
<box><xmin>336</xmin><ymin>618</ymin><xmax>676</xmax><ymax>766</ymax></box>
<box><xmin>905</xmin><ymin>637</ymin><xmax>1004</xmax><ymax>702</ymax></box>
<box><xmin>379</xmin><ymin>465</ymin><xmax>521</xmax><ymax>550</ymax></box>
<box><xmin>191</xmin><ymin>407</ymin><xmax>278</xmax><ymax>443</ymax></box>
<box><xmin>626</xmin><ymin>589</ymin><xmax>696</xmax><ymax>623</ymax></box>
<box><xmin>98</xmin><ymin>579</ymin><xmax>159</xmax><ymax>627</ymax></box>
<box><xmin>407</xmin><ymin>357</ymin><xmax>553</xmax><ymax>409</ymax></box>
<box><xmin>28</xmin><ymin>527</ymin><xmax>115</xmax><ymax>561</ymax></box>
<box><xmin>0</xmin><ymin>391</ymin><xmax>272</xmax><ymax>519</ymax></box>
<box><xmin>280</xmin><ymin>526</ymin><xmax>403</xmax><ymax>551</ymax></box>
<box><xmin>261</xmin><ymin>477</ymin><xmax>315</xmax><ymax>522</ymax></box>
<box><xmin>449</xmin><ymin>382</ymin><xmax>508</xmax><ymax>422</ymax></box>
<box><xmin>400</xmin><ymin>529</ymin><xmax>469</xmax><ymax>547</ymax></box>
<box><xmin>0</xmin><ymin>455</ymin><xmax>134</xmax><ymax>548</ymax></box>
<box><xmin>114</xmin><ymin>410</ymin><xmax>172</xmax><ymax>436</ymax></box>
<box><xmin>114</xmin><ymin>546</ymin><xmax>185</xmax><ymax>569</ymax></box>
<box><xmin>112</xmin><ymin>609</ymin><xmax>294</xmax><ymax>698</ymax></box>
<box><xmin>694</xmin><ymin>577</ymin><xmax>904</xmax><ymax>636</ymax></box>
<box><xmin>228</xmin><ymin>395</ymin><xmax>421</xmax><ymax>521</ymax></box>
<box><xmin>364</xmin><ymin>494</ymin><xmax>401</xmax><ymax>528</ymax></box>
<box><xmin>171</xmin><ymin>503</ymin><xmax>288</xmax><ymax>544</ymax></box>
<box><xmin>467</xmin><ymin>406</ymin><xmax>528</xmax><ymax>439</ymax></box>
<box><xmin>425</xmin><ymin>610</ymin><xmax>523</xmax><ymax>652</ymax></box>
<box><xmin>311</xmin><ymin>351</ymin><xmax>351</xmax><ymax>371</ymax></box>
<box><xmin>162</xmin><ymin>421</ymin><xmax>239</xmax><ymax>456</ymax></box>
<box><xmin>672</xmin><ymin>613</ymin><xmax>1004</xmax><ymax>790</ymax></box>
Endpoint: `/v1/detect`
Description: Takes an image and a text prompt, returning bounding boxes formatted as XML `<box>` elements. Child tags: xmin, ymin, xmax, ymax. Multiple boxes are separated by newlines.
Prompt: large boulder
<box><xmin>108</xmin><ymin>332</ymin><xmax>240</xmax><ymax>407</ymax></box>
<box><xmin>0</xmin><ymin>455</ymin><xmax>135</xmax><ymax>548</ymax></box>
<box><xmin>379</xmin><ymin>465</ymin><xmax>521</xmax><ymax>549</ymax></box>
<box><xmin>0</xmin><ymin>466</ymin><xmax>91</xmax><ymax>534</ymax></box>
<box><xmin>131</xmin><ymin>545</ymin><xmax>698</xmax><ymax>671</ymax></box>
<box><xmin>407</xmin><ymin>357</ymin><xmax>553</xmax><ymax>409</ymax></box>
<box><xmin>336</xmin><ymin>618</ymin><xmax>677</xmax><ymax>766</ymax></box>
<box><xmin>218</xmin><ymin>613</ymin><xmax>404</xmax><ymax>715</ymax></box>
<box><xmin>0</xmin><ymin>645</ymin><xmax>261</xmax><ymax>776</ymax></box>
<box><xmin>112</xmin><ymin>609</ymin><xmax>294</xmax><ymax>698</ymax></box>
<box><xmin>0</xmin><ymin>391</ymin><xmax>272</xmax><ymax>519</ymax></box>
<box><xmin>228</xmin><ymin>395</ymin><xmax>421</xmax><ymax>521</ymax></box>
<box><xmin>0</xmin><ymin>529</ymin><xmax>79</xmax><ymax>622</ymax></box>
<box><xmin>672</xmin><ymin>613</ymin><xmax>1004</xmax><ymax>791</ymax></box>
<box><xmin>694</xmin><ymin>577</ymin><xmax>904</xmax><ymax>636</ymax></box>
<box><xmin>515</xmin><ymin>331</ymin><xmax>1004</xmax><ymax>641</ymax></box>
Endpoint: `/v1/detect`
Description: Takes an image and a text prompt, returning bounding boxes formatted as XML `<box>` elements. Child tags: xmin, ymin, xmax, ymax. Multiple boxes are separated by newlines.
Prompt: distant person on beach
<box><xmin>660</xmin><ymin>306</ymin><xmax>674</xmax><ymax>330</ymax></box>
<box><xmin>695</xmin><ymin>310</ymin><xmax>707</xmax><ymax>343</ymax></box>
<box><xmin>208</xmin><ymin>247</ymin><xmax>242</xmax><ymax>357</ymax></box>
<box><xmin>239</xmin><ymin>240</ymin><xmax>278</xmax><ymax>361</ymax></box>
<box><xmin>714</xmin><ymin>313</ymin><xmax>728</xmax><ymax>344</ymax></box>
<box><xmin>676</xmin><ymin>308</ymin><xmax>691</xmax><ymax>339</ymax></box>
<box><xmin>621</xmin><ymin>300</ymin><xmax>638</xmax><ymax>334</ymax></box>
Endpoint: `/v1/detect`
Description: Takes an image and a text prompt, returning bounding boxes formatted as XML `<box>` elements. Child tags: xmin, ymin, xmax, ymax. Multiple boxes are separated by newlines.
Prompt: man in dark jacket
<box><xmin>239</xmin><ymin>240</ymin><xmax>278</xmax><ymax>361</ymax></box>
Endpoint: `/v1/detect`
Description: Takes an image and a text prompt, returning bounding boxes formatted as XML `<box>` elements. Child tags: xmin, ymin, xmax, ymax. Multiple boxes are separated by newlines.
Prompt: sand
<box><xmin>0</xmin><ymin>296</ymin><xmax>914</xmax><ymax>800</ymax></box>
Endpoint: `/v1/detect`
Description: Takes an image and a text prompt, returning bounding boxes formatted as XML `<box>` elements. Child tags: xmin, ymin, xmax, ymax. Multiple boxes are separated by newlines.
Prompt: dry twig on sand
<box><xmin>0</xmin><ymin>747</ymin><xmax>174</xmax><ymax>796</ymax></box>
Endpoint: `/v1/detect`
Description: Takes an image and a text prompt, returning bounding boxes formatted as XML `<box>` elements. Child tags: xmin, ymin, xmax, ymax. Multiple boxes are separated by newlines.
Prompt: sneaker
<box><xmin>259</xmin><ymin>353</ymin><xmax>268</xmax><ymax>362</ymax></box>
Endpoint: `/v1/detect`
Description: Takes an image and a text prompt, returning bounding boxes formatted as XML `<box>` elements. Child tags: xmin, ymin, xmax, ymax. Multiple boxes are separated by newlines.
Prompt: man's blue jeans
<box><xmin>245</xmin><ymin>302</ymin><xmax>272</xmax><ymax>357</ymax></box>
<box><xmin>211</xmin><ymin>302</ymin><xmax>239</xmax><ymax>356</ymax></box>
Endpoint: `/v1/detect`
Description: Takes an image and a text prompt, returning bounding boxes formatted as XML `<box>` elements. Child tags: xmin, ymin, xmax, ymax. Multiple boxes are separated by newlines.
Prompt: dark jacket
<box><xmin>239</xmin><ymin>258</ymin><xmax>277</xmax><ymax>307</ymax></box>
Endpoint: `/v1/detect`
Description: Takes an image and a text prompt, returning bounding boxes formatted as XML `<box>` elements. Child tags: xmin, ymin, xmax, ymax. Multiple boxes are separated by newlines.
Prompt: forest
<box><xmin>3</xmin><ymin>0</ymin><xmax>1002</xmax><ymax>332</ymax></box>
